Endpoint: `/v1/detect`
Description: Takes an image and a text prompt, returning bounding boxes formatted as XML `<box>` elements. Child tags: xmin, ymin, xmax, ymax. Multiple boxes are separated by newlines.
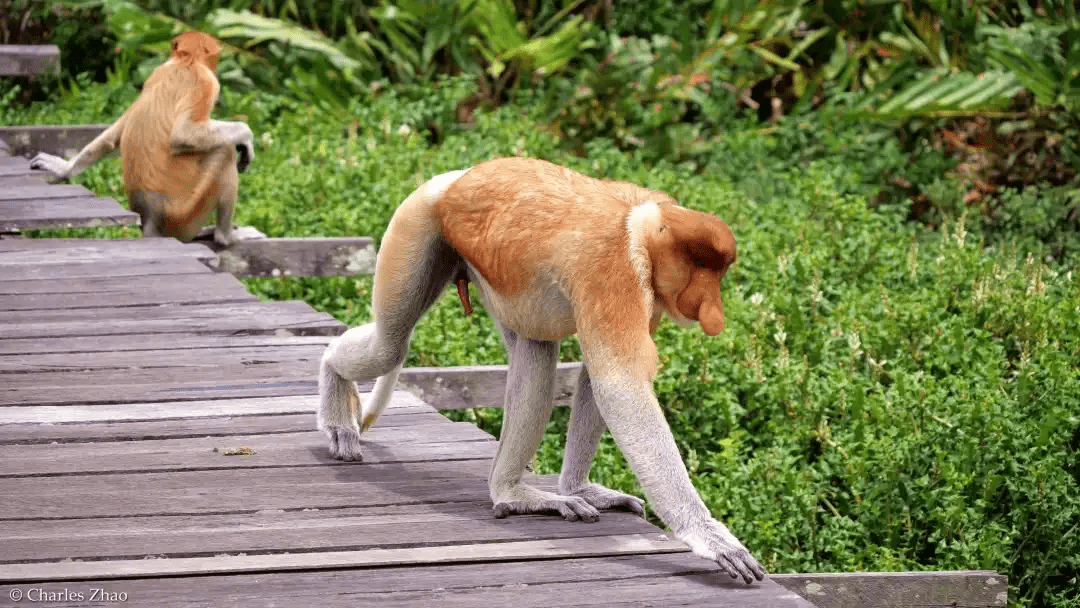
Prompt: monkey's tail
<box><xmin>166</xmin><ymin>147</ymin><xmax>232</xmax><ymax>238</ymax></box>
<box><xmin>360</xmin><ymin>361</ymin><xmax>403</xmax><ymax>432</ymax></box>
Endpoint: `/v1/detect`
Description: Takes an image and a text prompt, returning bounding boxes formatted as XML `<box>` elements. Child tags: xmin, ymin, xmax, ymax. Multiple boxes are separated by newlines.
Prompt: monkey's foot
<box><xmin>678</xmin><ymin>519</ymin><xmax>766</xmax><ymax>584</ymax></box>
<box><xmin>564</xmin><ymin>483</ymin><xmax>645</xmax><ymax>517</ymax></box>
<box><xmin>326</xmin><ymin>426</ymin><xmax>364</xmax><ymax>462</ymax></box>
<box><xmin>492</xmin><ymin>484</ymin><xmax>600</xmax><ymax>523</ymax></box>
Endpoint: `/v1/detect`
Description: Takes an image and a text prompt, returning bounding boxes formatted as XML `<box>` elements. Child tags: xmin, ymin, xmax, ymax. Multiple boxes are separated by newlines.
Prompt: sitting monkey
<box><xmin>29</xmin><ymin>30</ymin><xmax>254</xmax><ymax>247</ymax></box>
<box><xmin>318</xmin><ymin>157</ymin><xmax>765</xmax><ymax>584</ymax></box>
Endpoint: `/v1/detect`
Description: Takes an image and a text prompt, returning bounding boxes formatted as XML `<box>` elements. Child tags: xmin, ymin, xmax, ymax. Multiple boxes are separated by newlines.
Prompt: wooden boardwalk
<box><xmin>0</xmin><ymin>158</ymin><xmax>815</xmax><ymax>606</ymax></box>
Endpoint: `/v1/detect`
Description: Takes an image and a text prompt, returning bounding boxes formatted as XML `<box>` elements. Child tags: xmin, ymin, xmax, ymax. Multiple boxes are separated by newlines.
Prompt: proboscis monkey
<box><xmin>318</xmin><ymin>157</ymin><xmax>765</xmax><ymax>584</ymax></box>
<box><xmin>29</xmin><ymin>30</ymin><xmax>254</xmax><ymax>247</ymax></box>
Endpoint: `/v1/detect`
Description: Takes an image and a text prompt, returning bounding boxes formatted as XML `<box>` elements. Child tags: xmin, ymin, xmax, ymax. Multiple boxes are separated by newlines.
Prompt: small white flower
<box><xmin>398</xmin><ymin>124</ymin><xmax>412</xmax><ymax>137</ymax></box>
<box><xmin>750</xmin><ymin>293</ymin><xmax>764</xmax><ymax>306</ymax></box>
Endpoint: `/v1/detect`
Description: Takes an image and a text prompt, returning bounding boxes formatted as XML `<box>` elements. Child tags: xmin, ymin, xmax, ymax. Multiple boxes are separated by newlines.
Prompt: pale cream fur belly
<box><xmin>467</xmin><ymin>265</ymin><xmax>578</xmax><ymax>341</ymax></box>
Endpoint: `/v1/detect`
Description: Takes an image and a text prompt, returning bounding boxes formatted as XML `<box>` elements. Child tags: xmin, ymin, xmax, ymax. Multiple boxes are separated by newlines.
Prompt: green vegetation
<box><xmin>3</xmin><ymin>1</ymin><xmax>1078</xmax><ymax>606</ymax></box>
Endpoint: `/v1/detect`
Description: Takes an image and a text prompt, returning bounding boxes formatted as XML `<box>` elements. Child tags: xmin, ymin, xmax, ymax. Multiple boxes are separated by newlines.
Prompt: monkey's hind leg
<box><xmin>489</xmin><ymin>330</ymin><xmax>601</xmax><ymax>522</ymax></box>
<box><xmin>318</xmin><ymin>174</ymin><xmax>466</xmax><ymax>461</ymax></box>
<box><xmin>558</xmin><ymin>364</ymin><xmax>646</xmax><ymax>516</ymax></box>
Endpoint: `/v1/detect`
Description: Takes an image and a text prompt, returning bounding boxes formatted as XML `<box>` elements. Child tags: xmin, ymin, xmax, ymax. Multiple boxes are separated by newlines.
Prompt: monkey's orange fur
<box><xmin>29</xmin><ymin>30</ymin><xmax>252</xmax><ymax>246</ymax></box>
<box><xmin>121</xmin><ymin>31</ymin><xmax>227</xmax><ymax>239</ymax></box>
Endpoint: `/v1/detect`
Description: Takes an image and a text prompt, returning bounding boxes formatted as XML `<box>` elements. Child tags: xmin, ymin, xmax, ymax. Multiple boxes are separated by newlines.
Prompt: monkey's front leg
<box><xmin>558</xmin><ymin>365</ymin><xmax>646</xmax><ymax>516</ymax></box>
<box><xmin>29</xmin><ymin>116</ymin><xmax>127</xmax><ymax>180</ymax></box>
<box><xmin>489</xmin><ymin>332</ymin><xmax>599</xmax><ymax>522</ymax></box>
<box><xmin>585</xmin><ymin>350</ymin><xmax>765</xmax><ymax>583</ymax></box>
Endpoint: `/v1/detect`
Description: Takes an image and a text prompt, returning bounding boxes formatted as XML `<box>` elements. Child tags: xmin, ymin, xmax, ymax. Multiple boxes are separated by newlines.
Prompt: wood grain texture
<box><xmin>0</xmin><ymin>196</ymin><xmax>139</xmax><ymax>231</ymax></box>
<box><xmin>0</xmin><ymin>554</ymin><xmax>813</xmax><ymax>608</ymax></box>
<box><xmin>202</xmin><ymin>236</ymin><xmax>377</xmax><ymax>277</ymax></box>
<box><xmin>0</xmin><ymin>393</ymin><xmax>433</xmax><ymax>432</ymax></box>
<box><xmin>0</xmin><ymin>300</ymin><xmax>345</xmax><ymax>339</ymax></box>
<box><xmin>0</xmin><ymin>256</ymin><xmax>211</xmax><ymax>281</ymax></box>
<box><xmin>399</xmin><ymin>362</ymin><xmax>582</xmax><ymax>409</ymax></box>
<box><xmin>0</xmin><ymin>534</ymin><xmax>692</xmax><ymax>581</ymax></box>
<box><xmin>0</xmin><ymin>44</ymin><xmax>60</xmax><ymax>75</ymax></box>
<box><xmin>771</xmin><ymin>571</ymin><xmax>1008</xmax><ymax>608</ymax></box>
<box><xmin>0</xmin><ymin>332</ymin><xmax>332</xmax><ymax>355</ymax></box>
<box><xmin>0</xmin><ymin>274</ymin><xmax>255</xmax><ymax>310</ymax></box>
<box><xmin>0</xmin><ymin>123</ymin><xmax>109</xmax><ymax>157</ymax></box>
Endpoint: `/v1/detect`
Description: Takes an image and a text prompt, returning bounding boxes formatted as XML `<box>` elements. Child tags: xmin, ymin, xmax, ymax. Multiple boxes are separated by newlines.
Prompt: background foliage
<box><xmin>3</xmin><ymin>1</ymin><xmax>1079</xmax><ymax>606</ymax></box>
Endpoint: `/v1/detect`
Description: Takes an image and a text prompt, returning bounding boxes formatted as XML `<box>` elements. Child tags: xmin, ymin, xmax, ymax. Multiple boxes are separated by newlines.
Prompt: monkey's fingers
<box><xmin>493</xmin><ymin>495</ymin><xmax>600</xmax><ymax>523</ymax></box>
<box><xmin>236</xmin><ymin>143</ymin><xmax>253</xmax><ymax>172</ymax></box>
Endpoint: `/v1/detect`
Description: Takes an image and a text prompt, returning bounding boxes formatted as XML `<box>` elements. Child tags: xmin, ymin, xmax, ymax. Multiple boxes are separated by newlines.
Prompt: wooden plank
<box><xmin>0</xmin><ymin>534</ymin><xmax>690</xmax><ymax>582</ymax></box>
<box><xmin>0</xmin><ymin>554</ymin><xmax>812</xmax><ymax>608</ymax></box>
<box><xmin>0</xmin><ymin>44</ymin><xmax>60</xmax><ymax>75</ymax></box>
<box><xmin>0</xmin><ymin>392</ymin><xmax>424</xmax><ymax>425</ymax></box>
<box><xmin>0</xmin><ymin>501</ymin><xmax>657</xmax><ymax>565</ymax></box>
<box><xmin>0</xmin><ymin>397</ymin><xmax>434</xmax><ymax>438</ymax></box>
<box><xmin>0</xmin><ymin>123</ymin><xmax>109</xmax><ymax>157</ymax></box>
<box><xmin>400</xmin><ymin>362</ymin><xmax>583</xmax><ymax>410</ymax></box>
<box><xmin>770</xmin><ymin>571</ymin><xmax>1008</xmax><ymax>608</ymax></box>
<box><xmin>0</xmin><ymin>458</ymin><xmax>498</xmax><ymax>518</ymax></box>
<box><xmin>0</xmin><ymin>256</ymin><xmax>212</xmax><ymax>282</ymax></box>
<box><xmin>0</xmin><ymin>183</ymin><xmax>94</xmax><ymax>201</ymax></box>
<box><xmin>0</xmin><ymin>427</ymin><xmax>496</xmax><ymax>477</ymax></box>
<box><xmin>202</xmin><ymin>236</ymin><xmax>376</xmax><ymax>277</ymax></box>
<box><xmin>0</xmin><ymin>343</ymin><xmax>328</xmax><ymax>373</ymax></box>
<box><xmin>0</xmin><ymin>274</ymin><xmax>255</xmax><ymax>310</ymax></box>
<box><xmin>0</xmin><ymin>332</ymin><xmax>332</xmax><ymax>355</ymax></box>
<box><xmin>0</xmin><ymin>415</ymin><xmax>453</xmax><ymax>449</ymax></box>
<box><xmin>0</xmin><ymin>300</ymin><xmax>345</xmax><ymax>339</ymax></box>
<box><xmin>0</xmin><ymin>197</ymin><xmax>139</xmax><ymax>231</ymax></box>
<box><xmin>0</xmin><ymin>236</ymin><xmax>213</xmax><ymax>261</ymax></box>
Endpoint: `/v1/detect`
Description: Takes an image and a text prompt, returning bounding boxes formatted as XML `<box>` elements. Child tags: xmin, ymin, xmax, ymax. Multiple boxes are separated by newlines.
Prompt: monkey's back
<box><xmin>119</xmin><ymin>62</ymin><xmax>221</xmax><ymax>235</ymax></box>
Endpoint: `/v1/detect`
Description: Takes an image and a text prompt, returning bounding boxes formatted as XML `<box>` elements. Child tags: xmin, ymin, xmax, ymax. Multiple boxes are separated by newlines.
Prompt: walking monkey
<box><xmin>29</xmin><ymin>30</ymin><xmax>254</xmax><ymax>247</ymax></box>
<box><xmin>318</xmin><ymin>157</ymin><xmax>766</xmax><ymax>584</ymax></box>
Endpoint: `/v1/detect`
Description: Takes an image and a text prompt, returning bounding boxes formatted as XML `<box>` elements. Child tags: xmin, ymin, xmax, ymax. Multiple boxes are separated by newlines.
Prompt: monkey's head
<box><xmin>646</xmin><ymin>205</ymin><xmax>736</xmax><ymax>336</ymax></box>
<box><xmin>171</xmin><ymin>30</ymin><xmax>222</xmax><ymax>71</ymax></box>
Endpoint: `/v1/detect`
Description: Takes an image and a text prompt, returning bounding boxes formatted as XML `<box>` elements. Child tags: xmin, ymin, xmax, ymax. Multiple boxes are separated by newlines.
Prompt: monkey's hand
<box><xmin>28</xmin><ymin>152</ymin><xmax>74</xmax><ymax>180</ymax></box>
<box><xmin>212</xmin><ymin>121</ymin><xmax>255</xmax><ymax>172</ymax></box>
<box><xmin>563</xmin><ymin>483</ymin><xmax>645</xmax><ymax>517</ymax></box>
<box><xmin>677</xmin><ymin>519</ymin><xmax>766</xmax><ymax>584</ymax></box>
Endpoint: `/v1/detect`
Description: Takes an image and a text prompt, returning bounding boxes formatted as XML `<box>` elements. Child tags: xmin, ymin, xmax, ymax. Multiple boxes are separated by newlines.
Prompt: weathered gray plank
<box><xmin>0</xmin><ymin>371</ymin><xmax>321</xmax><ymax>406</ymax></box>
<box><xmin>0</xmin><ymin>395</ymin><xmax>433</xmax><ymax>436</ymax></box>
<box><xmin>770</xmin><ymin>571</ymin><xmax>1008</xmax><ymax>608</ymax></box>
<box><xmin>203</xmin><ymin>236</ymin><xmax>376</xmax><ymax>277</ymax></box>
<box><xmin>0</xmin><ymin>501</ymin><xmax>657</xmax><ymax>565</ymax></box>
<box><xmin>0</xmin><ymin>256</ymin><xmax>211</xmax><ymax>281</ymax></box>
<box><xmin>0</xmin><ymin>183</ymin><xmax>94</xmax><ymax>201</ymax></box>
<box><xmin>0</xmin><ymin>459</ymin><xmax>497</xmax><ymax>518</ymax></box>
<box><xmin>0</xmin><ymin>534</ymin><xmax>692</xmax><ymax>582</ymax></box>
<box><xmin>0</xmin><ymin>343</ymin><xmax>328</xmax><ymax>373</ymax></box>
<box><xmin>0</xmin><ymin>274</ymin><xmax>255</xmax><ymax>310</ymax></box>
<box><xmin>0</xmin><ymin>123</ymin><xmax>109</xmax><ymax>157</ymax></box>
<box><xmin>0</xmin><ymin>411</ymin><xmax>444</xmax><ymax>445</ymax></box>
<box><xmin>400</xmin><ymin>362</ymin><xmax>582</xmax><ymax>410</ymax></box>
<box><xmin>0</xmin><ymin>332</ymin><xmax>332</xmax><ymax>355</ymax></box>
<box><xmin>0</xmin><ymin>554</ymin><xmax>811</xmax><ymax>608</ymax></box>
<box><xmin>0</xmin><ymin>300</ymin><xmax>345</xmax><ymax>339</ymax></box>
<box><xmin>0</xmin><ymin>236</ymin><xmax>213</xmax><ymax>261</ymax></box>
<box><xmin>0</xmin><ymin>44</ymin><xmax>60</xmax><ymax>75</ymax></box>
<box><xmin>0</xmin><ymin>426</ymin><xmax>495</xmax><ymax>477</ymax></box>
<box><xmin>0</xmin><ymin>197</ymin><xmax>139</xmax><ymax>231</ymax></box>
<box><xmin>0</xmin><ymin>392</ymin><xmax>355</xmax><ymax>419</ymax></box>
